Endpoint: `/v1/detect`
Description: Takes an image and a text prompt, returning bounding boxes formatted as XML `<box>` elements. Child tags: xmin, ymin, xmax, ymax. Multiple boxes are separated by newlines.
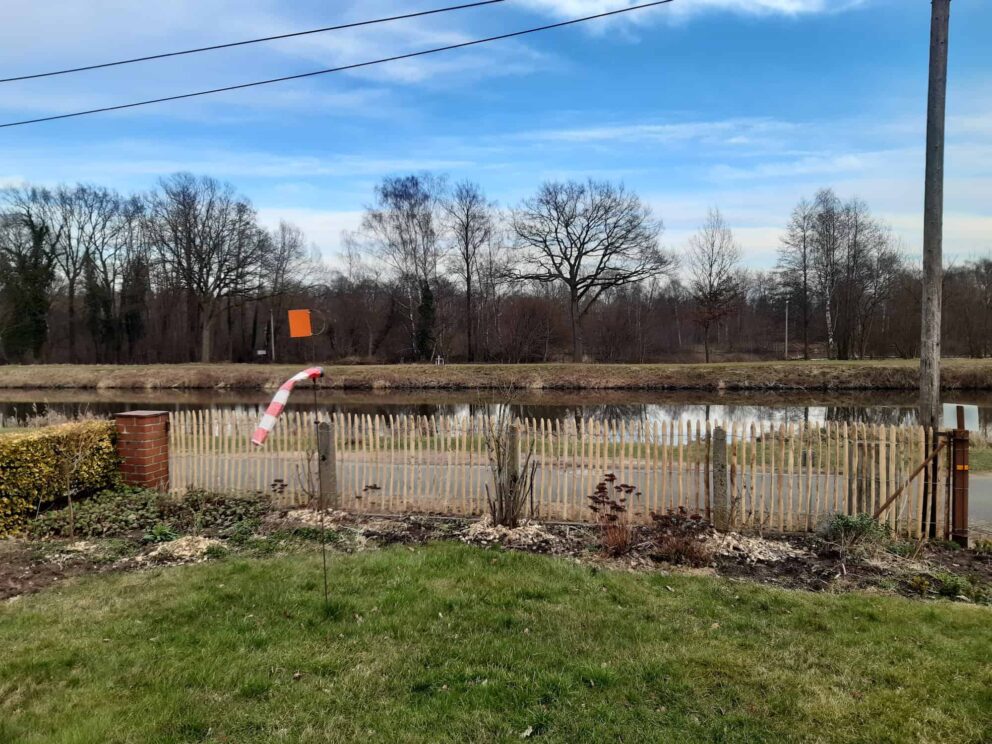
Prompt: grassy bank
<box><xmin>4</xmin><ymin>359</ymin><xmax>992</xmax><ymax>391</ymax></box>
<box><xmin>1</xmin><ymin>543</ymin><xmax>990</xmax><ymax>743</ymax></box>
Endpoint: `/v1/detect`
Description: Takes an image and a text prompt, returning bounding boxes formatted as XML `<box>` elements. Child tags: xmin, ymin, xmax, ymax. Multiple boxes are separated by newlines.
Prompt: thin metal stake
<box><xmin>313</xmin><ymin>378</ymin><xmax>329</xmax><ymax>608</ymax></box>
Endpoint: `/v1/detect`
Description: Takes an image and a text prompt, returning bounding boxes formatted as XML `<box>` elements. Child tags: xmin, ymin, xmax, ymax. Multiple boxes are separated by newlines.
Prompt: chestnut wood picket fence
<box><xmin>168</xmin><ymin>410</ymin><xmax>943</xmax><ymax>537</ymax></box>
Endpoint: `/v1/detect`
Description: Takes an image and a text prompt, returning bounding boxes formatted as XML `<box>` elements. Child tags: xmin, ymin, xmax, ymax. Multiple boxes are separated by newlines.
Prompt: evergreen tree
<box><xmin>0</xmin><ymin>216</ymin><xmax>55</xmax><ymax>362</ymax></box>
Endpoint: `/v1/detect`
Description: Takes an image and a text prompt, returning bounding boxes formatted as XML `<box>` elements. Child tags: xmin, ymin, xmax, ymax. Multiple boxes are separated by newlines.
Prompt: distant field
<box><xmin>2</xmin><ymin>359</ymin><xmax>992</xmax><ymax>391</ymax></box>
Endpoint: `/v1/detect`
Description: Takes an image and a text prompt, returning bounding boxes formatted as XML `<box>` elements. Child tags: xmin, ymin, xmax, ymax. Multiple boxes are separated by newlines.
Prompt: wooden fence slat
<box><xmin>878</xmin><ymin>424</ymin><xmax>887</xmax><ymax>527</ymax></box>
<box><xmin>225</xmin><ymin>409</ymin><xmax>234</xmax><ymax>496</ymax></box>
<box><xmin>797</xmin><ymin>421</ymin><xmax>807</xmax><ymax>529</ymax></box>
<box><xmin>811</xmin><ymin>424</ymin><xmax>822</xmax><ymax>528</ymax></box>
<box><xmin>167</xmin><ymin>410</ymin><xmax>941</xmax><ymax>536</ymax></box>
<box><xmin>827</xmin><ymin>422</ymin><xmax>836</xmax><ymax>514</ymax></box>
<box><xmin>747</xmin><ymin>423</ymin><xmax>757</xmax><ymax>527</ymax></box>
<box><xmin>774</xmin><ymin>423</ymin><xmax>783</xmax><ymax>531</ymax></box>
<box><xmin>566</xmin><ymin>418</ymin><xmax>576</xmax><ymax>520</ymax></box>
<box><xmin>551</xmin><ymin>418</ymin><xmax>561</xmax><ymax>520</ymax></box>
<box><xmin>190</xmin><ymin>409</ymin><xmax>197</xmax><ymax>490</ymax></box>
<box><xmin>169</xmin><ymin>412</ymin><xmax>178</xmax><ymax>491</ymax></box>
<box><xmin>689</xmin><ymin>420</ymin><xmax>696</xmax><ymax>513</ymax></box>
<box><xmin>891</xmin><ymin>424</ymin><xmax>901</xmax><ymax>533</ymax></box>
<box><xmin>171</xmin><ymin>411</ymin><xmax>181</xmax><ymax>491</ymax></box>
<box><xmin>916</xmin><ymin>426</ymin><xmax>925</xmax><ymax>539</ymax></box>
<box><xmin>649</xmin><ymin>420</ymin><xmax>659</xmax><ymax>515</ymax></box>
<box><xmin>658</xmin><ymin>420</ymin><xmax>667</xmax><ymax>512</ymax></box>
<box><xmin>757</xmin><ymin>422</ymin><xmax>766</xmax><ymax>529</ymax></box>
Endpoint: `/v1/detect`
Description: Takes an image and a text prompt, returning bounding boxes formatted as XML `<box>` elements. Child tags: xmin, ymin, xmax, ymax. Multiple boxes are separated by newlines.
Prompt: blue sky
<box><xmin>0</xmin><ymin>0</ymin><xmax>989</xmax><ymax>269</ymax></box>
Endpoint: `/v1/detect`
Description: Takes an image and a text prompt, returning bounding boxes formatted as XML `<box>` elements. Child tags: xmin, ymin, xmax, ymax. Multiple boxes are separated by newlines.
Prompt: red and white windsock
<box><xmin>251</xmin><ymin>366</ymin><xmax>324</xmax><ymax>446</ymax></box>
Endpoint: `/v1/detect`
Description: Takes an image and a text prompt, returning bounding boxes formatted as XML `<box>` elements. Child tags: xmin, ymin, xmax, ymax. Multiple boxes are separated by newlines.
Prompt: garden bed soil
<box><xmin>4</xmin><ymin>511</ymin><xmax>990</xmax><ymax>605</ymax></box>
<box><xmin>0</xmin><ymin>540</ymin><xmax>123</xmax><ymax>600</ymax></box>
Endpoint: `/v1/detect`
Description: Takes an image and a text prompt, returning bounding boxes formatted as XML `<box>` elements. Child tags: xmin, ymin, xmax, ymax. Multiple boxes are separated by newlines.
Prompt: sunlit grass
<box><xmin>1</xmin><ymin>543</ymin><xmax>989</xmax><ymax>743</ymax></box>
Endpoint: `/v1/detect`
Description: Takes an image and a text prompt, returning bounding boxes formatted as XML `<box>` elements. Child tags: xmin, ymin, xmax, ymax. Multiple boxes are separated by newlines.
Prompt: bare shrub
<box><xmin>588</xmin><ymin>473</ymin><xmax>635</xmax><ymax>557</ymax></box>
<box><xmin>649</xmin><ymin>507</ymin><xmax>714</xmax><ymax>567</ymax></box>
<box><xmin>482</xmin><ymin>406</ymin><xmax>536</xmax><ymax>528</ymax></box>
<box><xmin>50</xmin><ymin>423</ymin><xmax>114</xmax><ymax>538</ymax></box>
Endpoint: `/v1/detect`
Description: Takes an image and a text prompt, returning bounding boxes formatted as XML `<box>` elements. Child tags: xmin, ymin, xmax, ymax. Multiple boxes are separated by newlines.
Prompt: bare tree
<box><xmin>83</xmin><ymin>193</ymin><xmax>146</xmax><ymax>362</ymax></box>
<box><xmin>475</xmin><ymin>224</ymin><xmax>513</xmax><ymax>361</ymax></box>
<box><xmin>810</xmin><ymin>188</ymin><xmax>843</xmax><ymax>357</ymax></box>
<box><xmin>334</xmin><ymin>235</ymin><xmax>395</xmax><ymax>359</ymax></box>
<box><xmin>777</xmin><ymin>198</ymin><xmax>816</xmax><ymax>359</ymax></box>
<box><xmin>255</xmin><ymin>220</ymin><xmax>312</xmax><ymax>359</ymax></box>
<box><xmin>801</xmin><ymin>189</ymin><xmax>904</xmax><ymax>359</ymax></box>
<box><xmin>687</xmin><ymin>208</ymin><xmax>742</xmax><ymax>363</ymax></box>
<box><xmin>835</xmin><ymin>198</ymin><xmax>901</xmax><ymax>359</ymax></box>
<box><xmin>443</xmin><ymin>181</ymin><xmax>493</xmax><ymax>361</ymax></box>
<box><xmin>144</xmin><ymin>173</ymin><xmax>263</xmax><ymax>362</ymax></box>
<box><xmin>51</xmin><ymin>185</ymin><xmax>129</xmax><ymax>362</ymax></box>
<box><xmin>511</xmin><ymin>179</ymin><xmax>671</xmax><ymax>361</ymax></box>
<box><xmin>359</xmin><ymin>173</ymin><xmax>447</xmax><ymax>359</ymax></box>
<box><xmin>263</xmin><ymin>221</ymin><xmax>311</xmax><ymax>298</ymax></box>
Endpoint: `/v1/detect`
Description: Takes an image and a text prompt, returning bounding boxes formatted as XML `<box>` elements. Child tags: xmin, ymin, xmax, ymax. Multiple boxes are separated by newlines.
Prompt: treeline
<box><xmin>0</xmin><ymin>172</ymin><xmax>985</xmax><ymax>365</ymax></box>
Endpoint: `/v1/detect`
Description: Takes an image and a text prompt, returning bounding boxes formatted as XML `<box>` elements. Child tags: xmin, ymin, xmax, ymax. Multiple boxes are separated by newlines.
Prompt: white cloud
<box><xmin>263</xmin><ymin>19</ymin><xmax>549</xmax><ymax>86</ymax></box>
<box><xmin>706</xmin><ymin>151</ymin><xmax>895</xmax><ymax>180</ymax></box>
<box><xmin>0</xmin><ymin>0</ymin><xmax>549</xmax><ymax>125</ymax></box>
<box><xmin>256</xmin><ymin>207</ymin><xmax>364</xmax><ymax>259</ymax></box>
<box><xmin>516</xmin><ymin>118</ymin><xmax>803</xmax><ymax>154</ymax></box>
<box><xmin>0</xmin><ymin>141</ymin><xmax>476</xmax><ymax>182</ymax></box>
<box><xmin>518</xmin><ymin>0</ymin><xmax>867</xmax><ymax>22</ymax></box>
<box><xmin>0</xmin><ymin>84</ymin><xmax>399</xmax><ymax>128</ymax></box>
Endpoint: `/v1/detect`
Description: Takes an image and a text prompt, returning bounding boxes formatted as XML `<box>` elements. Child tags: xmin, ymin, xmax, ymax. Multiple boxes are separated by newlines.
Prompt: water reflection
<box><xmin>3</xmin><ymin>388</ymin><xmax>992</xmax><ymax>435</ymax></box>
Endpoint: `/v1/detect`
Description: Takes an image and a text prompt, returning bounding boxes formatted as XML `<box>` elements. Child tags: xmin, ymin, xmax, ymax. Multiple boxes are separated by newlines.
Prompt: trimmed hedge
<box><xmin>0</xmin><ymin>420</ymin><xmax>119</xmax><ymax>536</ymax></box>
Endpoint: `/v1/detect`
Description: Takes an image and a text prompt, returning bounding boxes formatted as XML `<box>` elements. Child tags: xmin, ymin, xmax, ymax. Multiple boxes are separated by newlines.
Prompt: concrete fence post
<box><xmin>115</xmin><ymin>410</ymin><xmax>170</xmax><ymax>490</ymax></box>
<box><xmin>317</xmin><ymin>420</ymin><xmax>338</xmax><ymax>509</ymax></box>
<box><xmin>711</xmin><ymin>426</ymin><xmax>730</xmax><ymax>529</ymax></box>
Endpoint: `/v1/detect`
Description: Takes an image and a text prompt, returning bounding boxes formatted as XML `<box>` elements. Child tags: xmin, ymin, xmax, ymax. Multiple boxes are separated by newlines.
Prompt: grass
<box><xmin>4</xmin><ymin>359</ymin><xmax>992</xmax><ymax>391</ymax></box>
<box><xmin>968</xmin><ymin>444</ymin><xmax>992</xmax><ymax>472</ymax></box>
<box><xmin>1</xmin><ymin>543</ymin><xmax>990</xmax><ymax>743</ymax></box>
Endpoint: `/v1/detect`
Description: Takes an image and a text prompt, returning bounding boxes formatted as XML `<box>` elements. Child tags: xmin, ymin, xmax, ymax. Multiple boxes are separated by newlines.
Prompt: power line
<box><xmin>0</xmin><ymin>0</ymin><xmax>675</xmax><ymax>129</ymax></box>
<box><xmin>0</xmin><ymin>0</ymin><xmax>508</xmax><ymax>84</ymax></box>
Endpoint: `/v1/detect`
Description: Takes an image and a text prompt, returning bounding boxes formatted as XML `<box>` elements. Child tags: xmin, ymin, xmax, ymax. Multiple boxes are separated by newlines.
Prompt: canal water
<box><xmin>6</xmin><ymin>388</ymin><xmax>992</xmax><ymax>432</ymax></box>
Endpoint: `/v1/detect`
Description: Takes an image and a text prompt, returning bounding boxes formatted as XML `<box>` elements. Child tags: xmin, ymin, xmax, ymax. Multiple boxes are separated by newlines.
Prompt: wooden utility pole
<box><xmin>919</xmin><ymin>0</ymin><xmax>951</xmax><ymax>431</ymax></box>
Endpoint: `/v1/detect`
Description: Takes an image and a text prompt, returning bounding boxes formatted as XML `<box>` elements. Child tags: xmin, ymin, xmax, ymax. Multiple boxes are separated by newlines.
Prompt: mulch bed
<box><xmin>3</xmin><ymin>511</ymin><xmax>990</xmax><ymax>604</ymax></box>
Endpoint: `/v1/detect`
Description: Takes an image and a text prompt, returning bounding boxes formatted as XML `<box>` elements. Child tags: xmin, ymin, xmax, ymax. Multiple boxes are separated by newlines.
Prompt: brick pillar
<box><xmin>115</xmin><ymin>411</ymin><xmax>170</xmax><ymax>490</ymax></box>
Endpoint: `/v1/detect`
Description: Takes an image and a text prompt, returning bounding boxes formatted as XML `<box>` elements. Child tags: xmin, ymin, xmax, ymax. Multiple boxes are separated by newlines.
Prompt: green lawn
<box><xmin>969</xmin><ymin>442</ymin><xmax>992</xmax><ymax>473</ymax></box>
<box><xmin>1</xmin><ymin>544</ymin><xmax>989</xmax><ymax>743</ymax></box>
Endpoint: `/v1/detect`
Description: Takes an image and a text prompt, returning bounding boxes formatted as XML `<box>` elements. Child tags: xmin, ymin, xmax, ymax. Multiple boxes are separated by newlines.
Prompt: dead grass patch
<box><xmin>3</xmin><ymin>359</ymin><xmax>992</xmax><ymax>391</ymax></box>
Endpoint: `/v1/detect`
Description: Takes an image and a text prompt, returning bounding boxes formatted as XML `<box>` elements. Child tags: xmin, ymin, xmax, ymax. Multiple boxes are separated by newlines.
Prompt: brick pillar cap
<box><xmin>116</xmin><ymin>410</ymin><xmax>170</xmax><ymax>418</ymax></box>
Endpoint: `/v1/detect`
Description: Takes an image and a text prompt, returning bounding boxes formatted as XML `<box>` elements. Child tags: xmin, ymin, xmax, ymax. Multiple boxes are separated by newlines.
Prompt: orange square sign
<box><xmin>287</xmin><ymin>309</ymin><xmax>313</xmax><ymax>338</ymax></box>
